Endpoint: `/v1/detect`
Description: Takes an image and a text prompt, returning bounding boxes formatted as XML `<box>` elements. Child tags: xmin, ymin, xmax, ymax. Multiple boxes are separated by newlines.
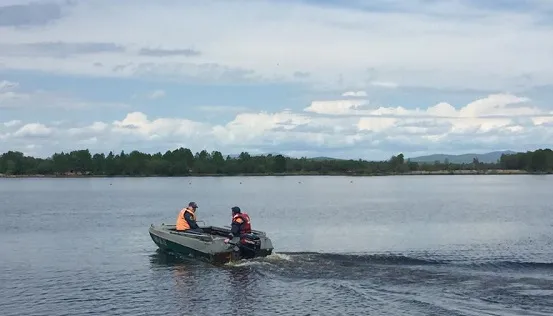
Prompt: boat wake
<box><xmin>224</xmin><ymin>252</ymin><xmax>293</xmax><ymax>267</ymax></box>
<box><xmin>223</xmin><ymin>251</ymin><xmax>553</xmax><ymax>273</ymax></box>
<box><xmin>150</xmin><ymin>248</ymin><xmax>553</xmax><ymax>314</ymax></box>
<box><xmin>151</xmin><ymin>245</ymin><xmax>553</xmax><ymax>278</ymax></box>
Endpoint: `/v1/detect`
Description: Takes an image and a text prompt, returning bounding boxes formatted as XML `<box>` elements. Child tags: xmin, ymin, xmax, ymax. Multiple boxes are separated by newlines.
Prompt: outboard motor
<box><xmin>235</xmin><ymin>233</ymin><xmax>261</xmax><ymax>259</ymax></box>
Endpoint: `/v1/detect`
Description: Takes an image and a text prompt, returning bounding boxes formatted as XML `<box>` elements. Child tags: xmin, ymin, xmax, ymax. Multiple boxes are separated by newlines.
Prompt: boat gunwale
<box><xmin>149</xmin><ymin>224</ymin><xmax>220</xmax><ymax>243</ymax></box>
<box><xmin>149</xmin><ymin>223</ymin><xmax>269</xmax><ymax>241</ymax></box>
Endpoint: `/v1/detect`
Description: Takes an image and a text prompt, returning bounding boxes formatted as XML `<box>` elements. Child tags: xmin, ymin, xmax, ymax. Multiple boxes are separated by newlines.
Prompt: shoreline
<box><xmin>0</xmin><ymin>169</ymin><xmax>546</xmax><ymax>178</ymax></box>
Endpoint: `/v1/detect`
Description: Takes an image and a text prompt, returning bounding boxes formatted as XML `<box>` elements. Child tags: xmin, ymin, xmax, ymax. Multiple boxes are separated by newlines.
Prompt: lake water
<box><xmin>1</xmin><ymin>175</ymin><xmax>553</xmax><ymax>315</ymax></box>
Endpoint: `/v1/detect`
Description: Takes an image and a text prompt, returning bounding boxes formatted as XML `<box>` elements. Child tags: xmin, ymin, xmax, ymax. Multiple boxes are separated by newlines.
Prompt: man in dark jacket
<box><xmin>229</xmin><ymin>206</ymin><xmax>251</xmax><ymax>239</ymax></box>
<box><xmin>225</xmin><ymin>206</ymin><xmax>260</xmax><ymax>259</ymax></box>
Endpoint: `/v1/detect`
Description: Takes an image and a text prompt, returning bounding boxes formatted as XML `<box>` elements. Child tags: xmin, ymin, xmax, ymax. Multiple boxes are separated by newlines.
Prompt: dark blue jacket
<box><xmin>230</xmin><ymin>220</ymin><xmax>242</xmax><ymax>237</ymax></box>
<box><xmin>184</xmin><ymin>211</ymin><xmax>199</xmax><ymax>229</ymax></box>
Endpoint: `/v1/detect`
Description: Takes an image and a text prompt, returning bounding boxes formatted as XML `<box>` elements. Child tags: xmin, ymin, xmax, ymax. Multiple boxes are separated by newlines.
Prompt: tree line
<box><xmin>0</xmin><ymin>147</ymin><xmax>552</xmax><ymax>176</ymax></box>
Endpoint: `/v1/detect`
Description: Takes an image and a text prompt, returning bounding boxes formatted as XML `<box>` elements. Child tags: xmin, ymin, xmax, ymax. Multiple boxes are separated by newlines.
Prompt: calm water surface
<box><xmin>1</xmin><ymin>175</ymin><xmax>553</xmax><ymax>315</ymax></box>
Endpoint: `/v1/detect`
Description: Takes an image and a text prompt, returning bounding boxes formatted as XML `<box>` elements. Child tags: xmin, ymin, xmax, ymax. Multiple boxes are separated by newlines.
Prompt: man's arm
<box><xmin>184</xmin><ymin>212</ymin><xmax>199</xmax><ymax>229</ymax></box>
<box><xmin>229</xmin><ymin>217</ymin><xmax>243</xmax><ymax>237</ymax></box>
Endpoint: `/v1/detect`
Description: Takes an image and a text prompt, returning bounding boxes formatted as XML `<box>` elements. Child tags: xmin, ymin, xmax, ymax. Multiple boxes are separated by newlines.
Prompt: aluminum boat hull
<box><xmin>149</xmin><ymin>223</ymin><xmax>274</xmax><ymax>264</ymax></box>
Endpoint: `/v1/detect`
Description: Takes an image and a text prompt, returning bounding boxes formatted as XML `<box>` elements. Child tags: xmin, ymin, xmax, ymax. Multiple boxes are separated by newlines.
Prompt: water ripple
<box><xmin>2</xmin><ymin>176</ymin><xmax>553</xmax><ymax>315</ymax></box>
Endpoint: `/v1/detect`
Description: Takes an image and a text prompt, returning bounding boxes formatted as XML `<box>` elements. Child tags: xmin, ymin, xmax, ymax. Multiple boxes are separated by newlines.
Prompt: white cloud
<box><xmin>307</xmin><ymin>93</ymin><xmax>553</xmax><ymax>138</ymax></box>
<box><xmin>1</xmin><ymin>93</ymin><xmax>552</xmax><ymax>159</ymax></box>
<box><xmin>0</xmin><ymin>1</ymin><xmax>551</xmax><ymax>90</ymax></box>
<box><xmin>357</xmin><ymin>117</ymin><xmax>398</xmax><ymax>133</ymax></box>
<box><xmin>342</xmin><ymin>91</ymin><xmax>367</xmax><ymax>97</ymax></box>
<box><xmin>211</xmin><ymin>110</ymin><xmax>313</xmax><ymax>146</ymax></box>
<box><xmin>305</xmin><ymin>99</ymin><xmax>369</xmax><ymax>115</ymax></box>
<box><xmin>3</xmin><ymin>120</ymin><xmax>21</xmax><ymax>127</ymax></box>
<box><xmin>112</xmin><ymin>112</ymin><xmax>208</xmax><ymax>141</ymax></box>
<box><xmin>304</xmin><ymin>94</ymin><xmax>543</xmax><ymax>118</ymax></box>
<box><xmin>13</xmin><ymin>123</ymin><xmax>52</xmax><ymax>138</ymax></box>
<box><xmin>0</xmin><ymin>80</ymin><xmax>19</xmax><ymax>91</ymax></box>
<box><xmin>148</xmin><ymin>89</ymin><xmax>165</xmax><ymax>100</ymax></box>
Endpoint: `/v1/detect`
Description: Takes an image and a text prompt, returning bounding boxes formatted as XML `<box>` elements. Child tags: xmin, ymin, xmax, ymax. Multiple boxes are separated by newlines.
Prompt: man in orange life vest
<box><xmin>228</xmin><ymin>206</ymin><xmax>251</xmax><ymax>239</ymax></box>
<box><xmin>176</xmin><ymin>202</ymin><xmax>202</xmax><ymax>233</ymax></box>
<box><xmin>224</xmin><ymin>206</ymin><xmax>261</xmax><ymax>259</ymax></box>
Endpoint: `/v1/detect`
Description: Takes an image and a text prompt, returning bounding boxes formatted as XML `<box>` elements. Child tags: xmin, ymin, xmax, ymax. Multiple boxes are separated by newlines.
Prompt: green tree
<box><xmin>272</xmin><ymin>154</ymin><xmax>286</xmax><ymax>173</ymax></box>
<box><xmin>1</xmin><ymin>147</ymin><xmax>552</xmax><ymax>177</ymax></box>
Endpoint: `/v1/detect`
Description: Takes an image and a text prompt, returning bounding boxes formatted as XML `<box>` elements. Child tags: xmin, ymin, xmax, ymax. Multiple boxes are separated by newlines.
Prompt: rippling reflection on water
<box><xmin>146</xmin><ymin>249</ymin><xmax>553</xmax><ymax>316</ymax></box>
<box><xmin>1</xmin><ymin>175</ymin><xmax>553</xmax><ymax>315</ymax></box>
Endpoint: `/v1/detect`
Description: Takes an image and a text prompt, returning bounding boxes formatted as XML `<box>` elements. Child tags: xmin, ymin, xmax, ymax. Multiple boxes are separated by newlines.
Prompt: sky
<box><xmin>0</xmin><ymin>0</ymin><xmax>552</xmax><ymax>160</ymax></box>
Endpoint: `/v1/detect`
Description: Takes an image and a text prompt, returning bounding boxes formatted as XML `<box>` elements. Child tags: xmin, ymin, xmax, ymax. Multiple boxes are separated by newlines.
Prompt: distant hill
<box><xmin>225</xmin><ymin>150</ymin><xmax>518</xmax><ymax>164</ymax></box>
<box><xmin>310</xmin><ymin>156</ymin><xmax>342</xmax><ymax>161</ymax></box>
<box><xmin>408</xmin><ymin>150</ymin><xmax>517</xmax><ymax>164</ymax></box>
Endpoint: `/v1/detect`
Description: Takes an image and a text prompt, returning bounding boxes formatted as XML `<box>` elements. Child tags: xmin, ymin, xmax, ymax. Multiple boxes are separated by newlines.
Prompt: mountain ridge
<box><xmin>407</xmin><ymin>150</ymin><xmax>517</xmax><ymax>164</ymax></box>
<box><xmin>225</xmin><ymin>150</ymin><xmax>518</xmax><ymax>164</ymax></box>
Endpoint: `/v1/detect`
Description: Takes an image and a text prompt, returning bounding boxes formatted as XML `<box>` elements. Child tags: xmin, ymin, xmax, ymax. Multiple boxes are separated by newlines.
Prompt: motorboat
<box><xmin>148</xmin><ymin>222</ymin><xmax>274</xmax><ymax>264</ymax></box>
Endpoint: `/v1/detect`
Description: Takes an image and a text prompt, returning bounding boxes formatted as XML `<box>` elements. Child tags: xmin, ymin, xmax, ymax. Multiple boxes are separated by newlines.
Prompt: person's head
<box><xmin>231</xmin><ymin>206</ymin><xmax>241</xmax><ymax>214</ymax></box>
<box><xmin>188</xmin><ymin>201</ymin><xmax>198</xmax><ymax>211</ymax></box>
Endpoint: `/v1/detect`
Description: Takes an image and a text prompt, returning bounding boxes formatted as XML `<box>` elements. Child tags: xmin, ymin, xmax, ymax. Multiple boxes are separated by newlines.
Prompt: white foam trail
<box><xmin>226</xmin><ymin>260</ymin><xmax>271</xmax><ymax>267</ymax></box>
<box><xmin>224</xmin><ymin>252</ymin><xmax>293</xmax><ymax>267</ymax></box>
<box><xmin>265</xmin><ymin>252</ymin><xmax>292</xmax><ymax>261</ymax></box>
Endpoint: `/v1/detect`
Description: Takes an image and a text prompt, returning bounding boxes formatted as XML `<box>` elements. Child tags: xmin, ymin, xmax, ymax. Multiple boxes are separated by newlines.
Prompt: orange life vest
<box><xmin>232</xmin><ymin>212</ymin><xmax>251</xmax><ymax>234</ymax></box>
<box><xmin>176</xmin><ymin>207</ymin><xmax>196</xmax><ymax>230</ymax></box>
